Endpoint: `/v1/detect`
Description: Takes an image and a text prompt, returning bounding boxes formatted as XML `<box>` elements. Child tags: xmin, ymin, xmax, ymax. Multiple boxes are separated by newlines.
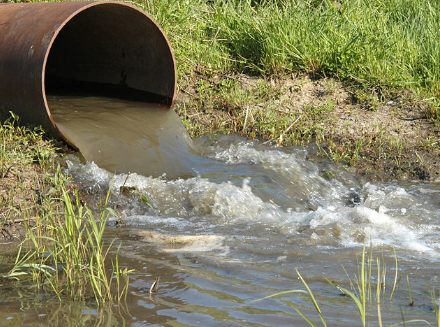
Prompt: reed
<box><xmin>431</xmin><ymin>289</ymin><xmax>440</xmax><ymax>327</ymax></box>
<box><xmin>35</xmin><ymin>182</ymin><xmax>130</xmax><ymax>303</ymax></box>
<box><xmin>258</xmin><ymin>244</ymin><xmax>436</xmax><ymax>326</ymax></box>
<box><xmin>1</xmin><ymin>168</ymin><xmax>131</xmax><ymax>304</ymax></box>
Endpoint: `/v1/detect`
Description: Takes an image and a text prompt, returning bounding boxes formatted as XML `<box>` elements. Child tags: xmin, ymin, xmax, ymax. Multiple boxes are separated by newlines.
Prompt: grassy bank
<box><xmin>137</xmin><ymin>0</ymin><xmax>440</xmax><ymax>180</ymax></box>
<box><xmin>0</xmin><ymin>111</ymin><xmax>61</xmax><ymax>228</ymax></box>
<box><xmin>152</xmin><ymin>0</ymin><xmax>440</xmax><ymax>114</ymax></box>
<box><xmin>0</xmin><ymin>111</ymin><xmax>129</xmax><ymax>303</ymax></box>
<box><xmin>19</xmin><ymin>0</ymin><xmax>438</xmax><ymax>179</ymax></box>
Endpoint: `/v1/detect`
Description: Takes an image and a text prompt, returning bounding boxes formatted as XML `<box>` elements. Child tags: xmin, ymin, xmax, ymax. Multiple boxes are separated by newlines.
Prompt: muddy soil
<box><xmin>0</xmin><ymin>148</ymin><xmax>72</xmax><ymax>243</ymax></box>
<box><xmin>282</xmin><ymin>74</ymin><xmax>440</xmax><ymax>181</ymax></box>
<box><xmin>177</xmin><ymin>73</ymin><xmax>440</xmax><ymax>181</ymax></box>
<box><xmin>1</xmin><ymin>73</ymin><xmax>439</xmax><ymax>243</ymax></box>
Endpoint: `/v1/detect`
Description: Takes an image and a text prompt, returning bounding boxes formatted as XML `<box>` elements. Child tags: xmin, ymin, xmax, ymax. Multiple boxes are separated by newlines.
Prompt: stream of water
<box><xmin>2</xmin><ymin>95</ymin><xmax>440</xmax><ymax>326</ymax></box>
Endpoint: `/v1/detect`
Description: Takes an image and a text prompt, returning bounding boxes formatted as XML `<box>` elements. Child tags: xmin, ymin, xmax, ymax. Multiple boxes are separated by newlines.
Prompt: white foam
<box><xmin>66</xmin><ymin>139</ymin><xmax>440</xmax><ymax>260</ymax></box>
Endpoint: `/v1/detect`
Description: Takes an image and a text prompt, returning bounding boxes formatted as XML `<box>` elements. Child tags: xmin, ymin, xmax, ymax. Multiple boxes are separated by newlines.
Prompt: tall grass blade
<box><xmin>333</xmin><ymin>284</ymin><xmax>365</xmax><ymax>324</ymax></box>
<box><xmin>390</xmin><ymin>246</ymin><xmax>399</xmax><ymax>301</ymax></box>
<box><xmin>377</xmin><ymin>258</ymin><xmax>382</xmax><ymax>327</ymax></box>
<box><xmin>295</xmin><ymin>269</ymin><xmax>328</xmax><ymax>327</ymax></box>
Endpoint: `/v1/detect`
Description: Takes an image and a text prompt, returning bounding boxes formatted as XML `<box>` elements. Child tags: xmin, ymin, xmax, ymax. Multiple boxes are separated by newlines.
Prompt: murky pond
<box><xmin>2</xmin><ymin>95</ymin><xmax>440</xmax><ymax>326</ymax></box>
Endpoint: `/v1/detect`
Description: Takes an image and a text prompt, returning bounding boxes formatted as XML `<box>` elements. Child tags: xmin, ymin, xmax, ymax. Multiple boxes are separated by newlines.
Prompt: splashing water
<box><xmin>48</xmin><ymin>94</ymin><xmax>205</xmax><ymax>179</ymax></box>
<box><xmin>19</xmin><ymin>95</ymin><xmax>440</xmax><ymax>326</ymax></box>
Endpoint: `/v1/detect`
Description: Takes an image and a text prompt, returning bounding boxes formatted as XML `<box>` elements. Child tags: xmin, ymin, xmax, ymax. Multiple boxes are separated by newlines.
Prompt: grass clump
<box><xmin>258</xmin><ymin>244</ymin><xmax>438</xmax><ymax>326</ymax></box>
<box><xmin>0</xmin><ymin>111</ymin><xmax>130</xmax><ymax>304</ymax></box>
<box><xmin>0</xmin><ymin>110</ymin><xmax>61</xmax><ymax>228</ymax></box>
<box><xmin>3</xmin><ymin>172</ymin><xmax>131</xmax><ymax>304</ymax></box>
<box><xmin>138</xmin><ymin>0</ymin><xmax>440</xmax><ymax>108</ymax></box>
<box><xmin>53</xmin><ymin>186</ymin><xmax>130</xmax><ymax>303</ymax></box>
<box><xmin>52</xmin><ymin>180</ymin><xmax>129</xmax><ymax>303</ymax></box>
<box><xmin>0</xmin><ymin>111</ymin><xmax>57</xmax><ymax>172</ymax></box>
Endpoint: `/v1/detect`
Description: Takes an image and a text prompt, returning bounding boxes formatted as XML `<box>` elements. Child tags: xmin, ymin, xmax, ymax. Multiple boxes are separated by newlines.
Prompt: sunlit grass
<box><xmin>129</xmin><ymin>0</ymin><xmax>440</xmax><ymax>121</ymax></box>
<box><xmin>3</xmin><ymin>178</ymin><xmax>131</xmax><ymax>304</ymax></box>
<box><xmin>0</xmin><ymin>111</ymin><xmax>131</xmax><ymax>304</ymax></box>
<box><xmin>0</xmin><ymin>109</ymin><xmax>60</xmax><ymax>225</ymax></box>
<box><xmin>258</xmin><ymin>244</ymin><xmax>437</xmax><ymax>326</ymax></box>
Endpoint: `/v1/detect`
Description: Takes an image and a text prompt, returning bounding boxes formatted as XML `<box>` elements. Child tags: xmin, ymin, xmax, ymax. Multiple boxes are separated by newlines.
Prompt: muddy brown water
<box><xmin>1</xmin><ymin>95</ymin><xmax>440</xmax><ymax>326</ymax></box>
<box><xmin>47</xmin><ymin>95</ymin><xmax>203</xmax><ymax>179</ymax></box>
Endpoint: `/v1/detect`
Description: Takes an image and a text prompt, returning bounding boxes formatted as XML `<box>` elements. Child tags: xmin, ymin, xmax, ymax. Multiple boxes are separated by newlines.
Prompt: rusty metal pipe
<box><xmin>0</xmin><ymin>1</ymin><xmax>176</xmax><ymax>145</ymax></box>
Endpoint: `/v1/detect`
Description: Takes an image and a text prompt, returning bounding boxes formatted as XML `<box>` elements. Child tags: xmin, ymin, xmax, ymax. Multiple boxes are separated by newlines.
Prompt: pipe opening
<box><xmin>44</xmin><ymin>3</ymin><xmax>176</xmax><ymax>106</ymax></box>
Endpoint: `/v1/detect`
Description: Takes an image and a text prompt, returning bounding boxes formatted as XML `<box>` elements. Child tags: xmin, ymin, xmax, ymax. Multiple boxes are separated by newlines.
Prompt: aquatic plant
<box><xmin>1</xmin><ymin>172</ymin><xmax>131</xmax><ymax>303</ymax></box>
<box><xmin>257</xmin><ymin>244</ymin><xmax>436</xmax><ymax>326</ymax></box>
<box><xmin>0</xmin><ymin>109</ymin><xmax>130</xmax><ymax>303</ymax></box>
<box><xmin>46</xmin><ymin>185</ymin><xmax>126</xmax><ymax>302</ymax></box>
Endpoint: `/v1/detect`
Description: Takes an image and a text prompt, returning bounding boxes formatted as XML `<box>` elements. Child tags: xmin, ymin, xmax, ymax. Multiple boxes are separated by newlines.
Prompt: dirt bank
<box><xmin>176</xmin><ymin>72</ymin><xmax>440</xmax><ymax>182</ymax></box>
<box><xmin>1</xmin><ymin>73</ymin><xmax>439</xmax><ymax>243</ymax></box>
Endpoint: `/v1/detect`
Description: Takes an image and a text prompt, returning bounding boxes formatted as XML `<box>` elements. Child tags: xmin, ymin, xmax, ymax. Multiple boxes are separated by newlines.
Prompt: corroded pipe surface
<box><xmin>0</xmin><ymin>1</ymin><xmax>176</xmax><ymax>144</ymax></box>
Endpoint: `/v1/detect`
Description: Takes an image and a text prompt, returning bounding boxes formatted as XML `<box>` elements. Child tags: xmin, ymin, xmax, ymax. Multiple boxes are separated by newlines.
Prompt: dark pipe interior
<box><xmin>45</xmin><ymin>4</ymin><xmax>175</xmax><ymax>105</ymax></box>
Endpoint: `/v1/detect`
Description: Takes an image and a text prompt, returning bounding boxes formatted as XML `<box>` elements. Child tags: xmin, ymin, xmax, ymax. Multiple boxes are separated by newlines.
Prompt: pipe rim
<box><xmin>41</xmin><ymin>1</ymin><xmax>177</xmax><ymax>147</ymax></box>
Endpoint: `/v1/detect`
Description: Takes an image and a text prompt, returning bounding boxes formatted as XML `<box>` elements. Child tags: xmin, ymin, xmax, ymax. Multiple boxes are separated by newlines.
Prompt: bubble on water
<box><xmin>66</xmin><ymin>157</ymin><xmax>113</xmax><ymax>186</ymax></box>
<box><xmin>66</xmin><ymin>136</ymin><xmax>440</xmax><ymax>259</ymax></box>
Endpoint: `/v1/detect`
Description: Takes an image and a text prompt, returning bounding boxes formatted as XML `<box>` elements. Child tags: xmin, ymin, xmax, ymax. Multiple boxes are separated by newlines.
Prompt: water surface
<box><xmin>48</xmin><ymin>95</ymin><xmax>203</xmax><ymax>179</ymax></box>
<box><xmin>2</xmin><ymin>96</ymin><xmax>440</xmax><ymax>326</ymax></box>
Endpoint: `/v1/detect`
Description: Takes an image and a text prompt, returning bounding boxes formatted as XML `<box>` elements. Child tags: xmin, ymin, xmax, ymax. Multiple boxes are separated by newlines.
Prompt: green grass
<box><xmin>2</xmin><ymin>173</ymin><xmax>131</xmax><ymax>304</ymax></box>
<box><xmin>258</xmin><ymin>244</ymin><xmax>436</xmax><ymax>326</ymax></box>
<box><xmin>133</xmin><ymin>0</ymin><xmax>440</xmax><ymax>118</ymax></box>
<box><xmin>0</xmin><ymin>110</ymin><xmax>57</xmax><ymax>172</ymax></box>
<box><xmin>0</xmin><ymin>111</ymin><xmax>130</xmax><ymax>304</ymax></box>
<box><xmin>0</xmin><ymin>110</ymin><xmax>60</xmax><ymax>222</ymax></box>
<box><xmin>46</xmin><ymin>182</ymin><xmax>130</xmax><ymax>303</ymax></box>
<box><xmin>129</xmin><ymin>0</ymin><xmax>440</xmax><ymax>178</ymax></box>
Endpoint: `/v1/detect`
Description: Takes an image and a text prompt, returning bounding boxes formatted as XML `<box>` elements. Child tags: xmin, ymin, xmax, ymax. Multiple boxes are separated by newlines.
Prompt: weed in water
<box><xmin>258</xmin><ymin>244</ymin><xmax>436</xmax><ymax>326</ymax></box>
<box><xmin>1</xmin><ymin>110</ymin><xmax>132</xmax><ymax>303</ymax></box>
<box><xmin>4</xmin><ymin>181</ymin><xmax>131</xmax><ymax>304</ymax></box>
